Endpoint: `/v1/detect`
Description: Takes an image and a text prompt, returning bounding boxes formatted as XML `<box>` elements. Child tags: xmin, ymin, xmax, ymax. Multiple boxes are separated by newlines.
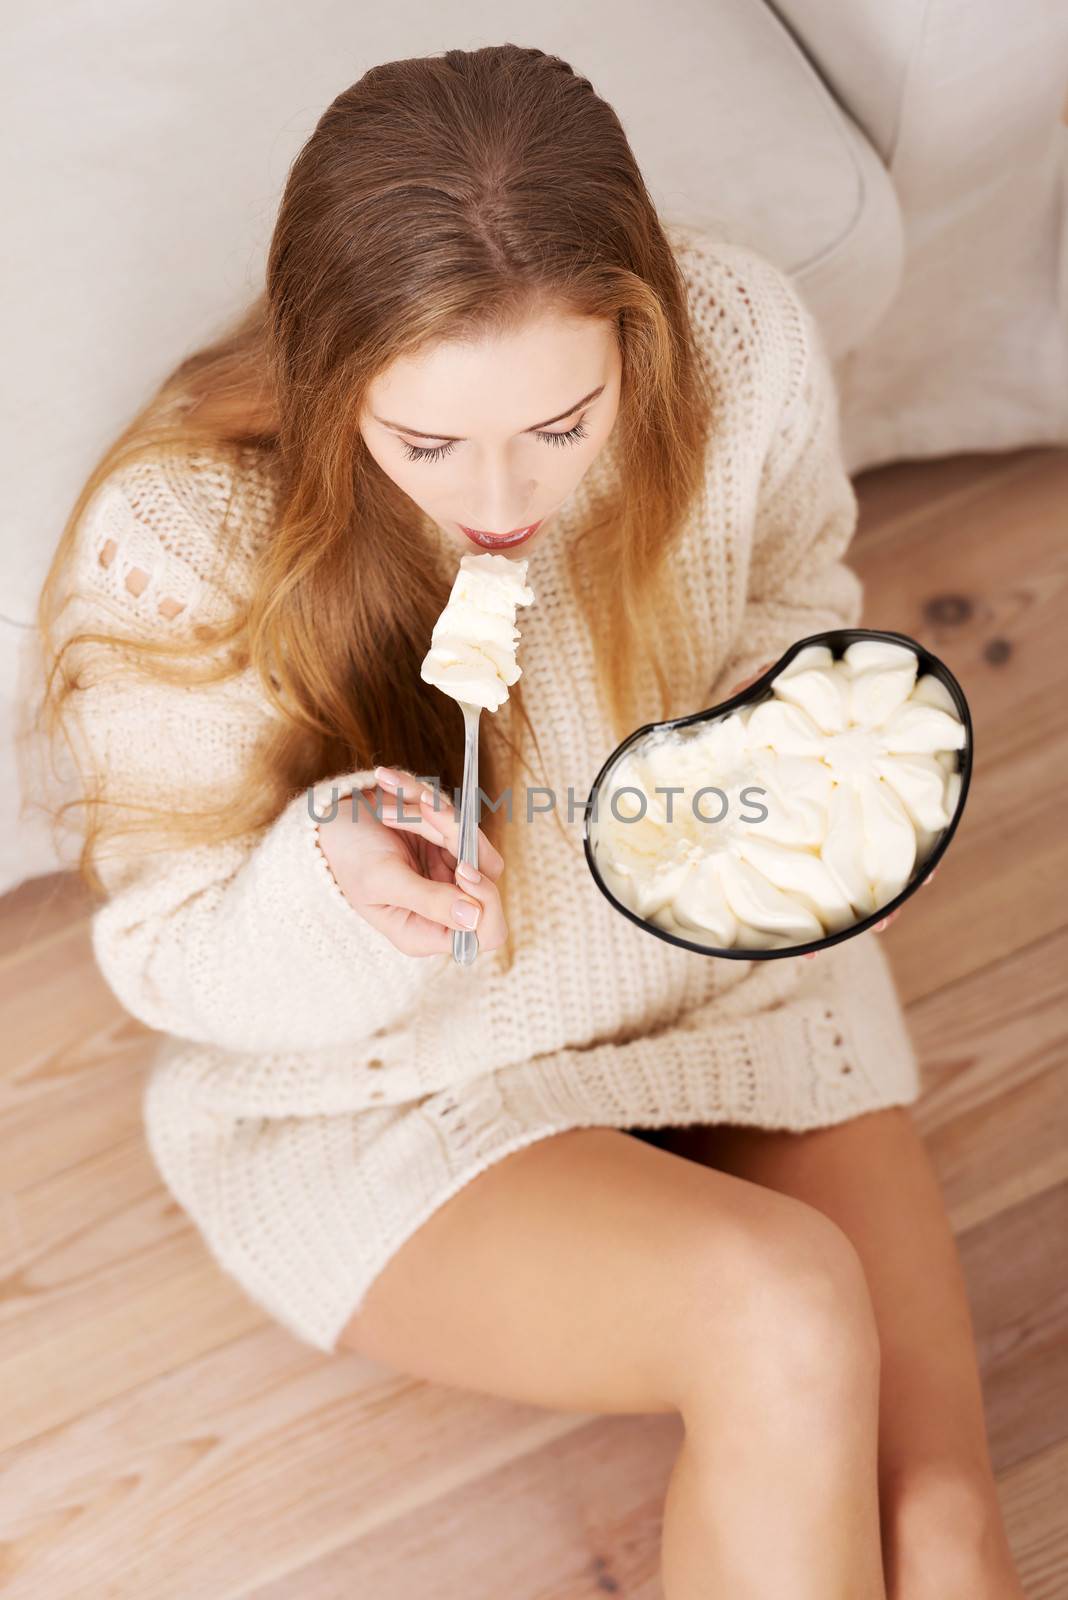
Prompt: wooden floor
<box><xmin>1</xmin><ymin>445</ymin><xmax>1065</xmax><ymax>1598</ymax></box>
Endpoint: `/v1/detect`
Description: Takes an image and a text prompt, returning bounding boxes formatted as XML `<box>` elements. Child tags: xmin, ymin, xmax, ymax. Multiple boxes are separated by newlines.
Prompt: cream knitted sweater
<box><xmin>56</xmin><ymin>230</ymin><xmax>921</xmax><ymax>1154</ymax></box>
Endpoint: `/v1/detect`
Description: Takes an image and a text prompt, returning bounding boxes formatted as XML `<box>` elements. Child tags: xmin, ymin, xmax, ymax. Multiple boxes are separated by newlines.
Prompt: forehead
<box><xmin>367</xmin><ymin>308</ymin><xmax>617</xmax><ymax>434</ymax></box>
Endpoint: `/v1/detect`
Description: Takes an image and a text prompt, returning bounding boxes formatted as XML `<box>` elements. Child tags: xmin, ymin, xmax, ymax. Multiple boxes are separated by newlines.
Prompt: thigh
<box><xmin>339</xmin><ymin>1125</ymin><xmax>870</xmax><ymax>1418</ymax></box>
<box><xmin>653</xmin><ymin>1107</ymin><xmax>960</xmax><ymax>1348</ymax></box>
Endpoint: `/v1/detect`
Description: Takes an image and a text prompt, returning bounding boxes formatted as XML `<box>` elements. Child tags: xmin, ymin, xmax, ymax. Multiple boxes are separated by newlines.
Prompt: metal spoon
<box><xmin>452</xmin><ymin>699</ymin><xmax>482</xmax><ymax>965</ymax></box>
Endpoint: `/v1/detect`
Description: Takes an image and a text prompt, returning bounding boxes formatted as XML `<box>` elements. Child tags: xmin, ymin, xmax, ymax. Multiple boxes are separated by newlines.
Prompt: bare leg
<box><xmin>651</xmin><ymin>1108</ymin><xmax>1028</xmax><ymax>1599</ymax></box>
<box><xmin>340</xmin><ymin>1126</ymin><xmax>887</xmax><ymax>1598</ymax></box>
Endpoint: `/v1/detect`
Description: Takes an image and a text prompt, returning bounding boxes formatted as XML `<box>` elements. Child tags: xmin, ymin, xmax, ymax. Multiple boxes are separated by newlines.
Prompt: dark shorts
<box><xmin>624</xmin><ymin>1125</ymin><xmax>680</xmax><ymax>1149</ymax></box>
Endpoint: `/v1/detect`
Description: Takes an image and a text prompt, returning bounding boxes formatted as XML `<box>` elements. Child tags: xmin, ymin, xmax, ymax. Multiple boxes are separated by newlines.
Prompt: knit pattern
<box><xmin>57</xmin><ymin>229</ymin><xmax>922</xmax><ymax>1351</ymax></box>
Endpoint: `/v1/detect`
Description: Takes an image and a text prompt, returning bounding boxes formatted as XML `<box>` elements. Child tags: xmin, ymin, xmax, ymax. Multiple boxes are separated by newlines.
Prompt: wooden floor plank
<box><xmin>0</xmin><ymin>1327</ymin><xmax>590</xmax><ymax>1599</ymax></box>
<box><xmin>996</xmin><ymin>1438</ymin><xmax>1068</xmax><ymax>1600</ymax></box>
<box><xmin>957</xmin><ymin>1181</ymin><xmax>1068</xmax><ymax>1475</ymax></box>
<box><xmin>249</xmin><ymin>1412</ymin><xmax>680</xmax><ymax>1600</ymax></box>
<box><xmin>905</xmin><ymin>927</ymin><xmax>1068</xmax><ymax>1228</ymax></box>
<box><xmin>851</xmin><ymin>447</ymin><xmax>1047</xmax><ymax>549</ymax></box>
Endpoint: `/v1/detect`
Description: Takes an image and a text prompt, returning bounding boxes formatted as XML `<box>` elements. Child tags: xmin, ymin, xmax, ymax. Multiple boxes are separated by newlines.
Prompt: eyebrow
<box><xmin>373</xmin><ymin>384</ymin><xmax>605</xmax><ymax>442</ymax></box>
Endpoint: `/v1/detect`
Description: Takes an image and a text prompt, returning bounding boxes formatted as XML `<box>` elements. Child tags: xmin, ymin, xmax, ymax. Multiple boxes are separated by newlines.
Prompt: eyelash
<box><xmin>400</xmin><ymin>417</ymin><xmax>590</xmax><ymax>464</ymax></box>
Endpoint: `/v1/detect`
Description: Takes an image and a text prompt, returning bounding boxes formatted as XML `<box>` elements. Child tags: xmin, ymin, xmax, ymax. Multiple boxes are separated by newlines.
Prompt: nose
<box><xmin>461</xmin><ymin>470</ymin><xmax>538</xmax><ymax>535</ymax></box>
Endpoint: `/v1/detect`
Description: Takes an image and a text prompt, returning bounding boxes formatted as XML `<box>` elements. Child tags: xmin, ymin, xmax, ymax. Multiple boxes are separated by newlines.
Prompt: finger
<box><xmin>373</xmin><ymin>769</ymin><xmax>506</xmax><ymax>882</ymax></box>
<box><xmin>361</xmin><ymin>899</ymin><xmax>453</xmax><ymax>956</ymax></box>
<box><xmin>424</xmin><ymin>843</ymin><xmax>457</xmax><ymax>884</ymax></box>
<box><xmin>368</xmin><ymin>850</ymin><xmax>507</xmax><ymax>950</ymax></box>
<box><xmin>415</xmin><ymin>846</ymin><xmax>510</xmax><ymax>948</ymax></box>
<box><xmin>375</xmin><ymin>786</ymin><xmax>449</xmax><ymax>846</ymax></box>
<box><xmin>435</xmin><ymin>859</ymin><xmax>509</xmax><ymax>949</ymax></box>
<box><xmin>374</xmin><ymin>766</ymin><xmax>438</xmax><ymax>804</ymax></box>
<box><xmin>738</xmin><ymin>660</ymin><xmax>776</xmax><ymax>692</ymax></box>
<box><xmin>416</xmin><ymin>788</ymin><xmax>506</xmax><ymax>883</ymax></box>
<box><xmin>368</xmin><ymin>784</ymin><xmax>478</xmax><ymax>866</ymax></box>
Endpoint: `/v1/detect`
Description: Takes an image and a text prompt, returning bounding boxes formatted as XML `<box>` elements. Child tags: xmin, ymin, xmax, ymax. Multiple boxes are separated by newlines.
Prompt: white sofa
<box><xmin>5</xmin><ymin>0</ymin><xmax>1067</xmax><ymax>896</ymax></box>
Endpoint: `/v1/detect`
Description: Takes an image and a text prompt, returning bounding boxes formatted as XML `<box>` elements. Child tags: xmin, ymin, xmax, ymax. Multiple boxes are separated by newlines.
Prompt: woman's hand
<box><xmin>800</xmin><ymin>858</ymin><xmax>940</xmax><ymax>960</ymax></box>
<box><xmin>725</xmin><ymin>660</ymin><xmax>776</xmax><ymax>699</ymax></box>
<box><xmin>315</xmin><ymin>764</ymin><xmax>508</xmax><ymax>955</ymax></box>
<box><xmin>872</xmin><ymin>863</ymin><xmax>939</xmax><ymax>936</ymax></box>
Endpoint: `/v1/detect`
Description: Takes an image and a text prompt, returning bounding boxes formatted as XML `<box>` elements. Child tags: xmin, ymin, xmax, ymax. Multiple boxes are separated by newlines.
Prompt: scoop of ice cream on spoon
<box><xmin>420</xmin><ymin>551</ymin><xmax>536</xmax><ymax>967</ymax></box>
<box><xmin>420</xmin><ymin>551</ymin><xmax>536</xmax><ymax>712</ymax></box>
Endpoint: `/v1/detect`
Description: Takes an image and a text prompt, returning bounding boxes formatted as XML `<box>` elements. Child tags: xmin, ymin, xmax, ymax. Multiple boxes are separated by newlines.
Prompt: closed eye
<box><xmin>401</xmin><ymin>417</ymin><xmax>590</xmax><ymax>464</ymax></box>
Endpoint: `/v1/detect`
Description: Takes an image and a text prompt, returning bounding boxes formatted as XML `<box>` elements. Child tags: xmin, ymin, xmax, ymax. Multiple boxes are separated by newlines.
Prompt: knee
<box><xmin>677</xmin><ymin>1205</ymin><xmax>881</xmax><ymax>1415</ymax></box>
<box><xmin>750</xmin><ymin>1211</ymin><xmax>881</xmax><ymax>1395</ymax></box>
<box><xmin>885</xmin><ymin>1461</ymin><xmax>1003</xmax><ymax>1593</ymax></box>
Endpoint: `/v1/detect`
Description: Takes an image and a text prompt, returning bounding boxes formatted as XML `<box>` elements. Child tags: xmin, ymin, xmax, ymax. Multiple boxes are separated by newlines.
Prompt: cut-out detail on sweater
<box><xmin>93</xmin><ymin>532</ymin><xmax>192</xmax><ymax>623</ymax></box>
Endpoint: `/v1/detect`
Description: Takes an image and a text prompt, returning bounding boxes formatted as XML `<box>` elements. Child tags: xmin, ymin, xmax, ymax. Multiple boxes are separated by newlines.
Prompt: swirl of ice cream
<box><xmin>591</xmin><ymin>639</ymin><xmax>967</xmax><ymax>951</ymax></box>
<box><xmin>420</xmin><ymin>551</ymin><xmax>536</xmax><ymax>712</ymax></box>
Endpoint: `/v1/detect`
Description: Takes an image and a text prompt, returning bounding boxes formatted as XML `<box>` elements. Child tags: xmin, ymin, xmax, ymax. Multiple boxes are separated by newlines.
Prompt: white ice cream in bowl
<box><xmin>583</xmin><ymin>631</ymin><xmax>973</xmax><ymax>958</ymax></box>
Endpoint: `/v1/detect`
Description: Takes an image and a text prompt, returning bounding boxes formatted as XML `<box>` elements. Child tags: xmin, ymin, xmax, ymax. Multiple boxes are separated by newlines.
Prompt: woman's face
<box><xmin>358</xmin><ymin>307</ymin><xmax>622</xmax><ymax>555</ymax></box>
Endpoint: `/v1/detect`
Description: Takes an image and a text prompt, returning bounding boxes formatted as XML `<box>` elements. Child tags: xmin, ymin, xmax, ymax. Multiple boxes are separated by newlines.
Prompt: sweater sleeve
<box><xmin>57</xmin><ymin>460</ymin><xmax>452</xmax><ymax>1054</ymax></box>
<box><xmin>704</xmin><ymin>253</ymin><xmax>864</xmax><ymax>706</ymax></box>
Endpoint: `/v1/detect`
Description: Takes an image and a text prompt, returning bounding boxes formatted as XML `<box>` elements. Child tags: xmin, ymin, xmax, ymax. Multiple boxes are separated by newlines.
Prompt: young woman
<box><xmin>32</xmin><ymin>43</ymin><xmax>1024</xmax><ymax>1599</ymax></box>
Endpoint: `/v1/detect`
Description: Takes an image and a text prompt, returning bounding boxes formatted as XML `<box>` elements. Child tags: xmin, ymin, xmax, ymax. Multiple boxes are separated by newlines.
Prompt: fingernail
<box><xmin>419</xmin><ymin>787</ymin><xmax>438</xmax><ymax>807</ymax></box>
<box><xmin>374</xmin><ymin>766</ymin><xmax>397</xmax><ymax>788</ymax></box>
<box><xmin>457</xmin><ymin>860</ymin><xmax>480</xmax><ymax>884</ymax></box>
<box><xmin>453</xmin><ymin>898</ymin><xmax>480</xmax><ymax>927</ymax></box>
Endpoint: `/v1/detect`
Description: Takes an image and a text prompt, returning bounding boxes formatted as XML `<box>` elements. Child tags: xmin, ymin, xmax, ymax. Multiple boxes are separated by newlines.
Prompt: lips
<box><xmin>459</xmin><ymin>521</ymin><xmax>542</xmax><ymax>550</ymax></box>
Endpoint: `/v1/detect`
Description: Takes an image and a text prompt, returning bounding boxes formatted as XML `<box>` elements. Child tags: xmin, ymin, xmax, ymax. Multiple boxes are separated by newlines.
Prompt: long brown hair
<box><xmin>28</xmin><ymin>43</ymin><xmax>721</xmax><ymax>975</ymax></box>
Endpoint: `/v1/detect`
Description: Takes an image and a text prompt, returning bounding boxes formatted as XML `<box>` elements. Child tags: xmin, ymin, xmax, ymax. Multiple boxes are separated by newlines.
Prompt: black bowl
<box><xmin>582</xmin><ymin>628</ymin><xmax>974</xmax><ymax>960</ymax></box>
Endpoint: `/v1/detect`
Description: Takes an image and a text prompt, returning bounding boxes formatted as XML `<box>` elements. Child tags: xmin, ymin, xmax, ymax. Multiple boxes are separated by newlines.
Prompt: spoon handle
<box><xmin>452</xmin><ymin>700</ymin><xmax>482</xmax><ymax>966</ymax></box>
